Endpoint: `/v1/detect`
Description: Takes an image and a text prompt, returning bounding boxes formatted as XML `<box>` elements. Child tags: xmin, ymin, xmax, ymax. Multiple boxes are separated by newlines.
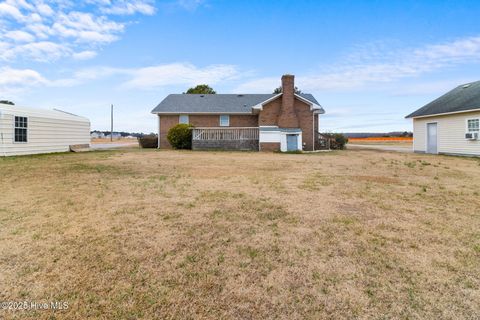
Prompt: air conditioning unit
<box><xmin>465</xmin><ymin>132</ymin><xmax>479</xmax><ymax>140</ymax></box>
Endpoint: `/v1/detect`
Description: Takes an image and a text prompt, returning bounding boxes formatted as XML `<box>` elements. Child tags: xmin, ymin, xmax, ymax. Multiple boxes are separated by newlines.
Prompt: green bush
<box><xmin>323</xmin><ymin>133</ymin><xmax>349</xmax><ymax>150</ymax></box>
<box><xmin>167</xmin><ymin>124</ymin><xmax>193</xmax><ymax>149</ymax></box>
<box><xmin>138</xmin><ymin>135</ymin><xmax>158</xmax><ymax>148</ymax></box>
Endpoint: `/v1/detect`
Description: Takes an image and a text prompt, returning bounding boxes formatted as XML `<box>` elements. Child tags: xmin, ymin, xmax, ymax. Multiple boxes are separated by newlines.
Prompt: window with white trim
<box><xmin>219</xmin><ymin>115</ymin><xmax>230</xmax><ymax>127</ymax></box>
<box><xmin>467</xmin><ymin>119</ymin><xmax>479</xmax><ymax>132</ymax></box>
<box><xmin>179</xmin><ymin>115</ymin><xmax>189</xmax><ymax>124</ymax></box>
<box><xmin>14</xmin><ymin>116</ymin><xmax>28</xmax><ymax>142</ymax></box>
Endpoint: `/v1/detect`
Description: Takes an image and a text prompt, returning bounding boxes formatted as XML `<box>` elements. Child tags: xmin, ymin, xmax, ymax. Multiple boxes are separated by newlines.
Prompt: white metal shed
<box><xmin>0</xmin><ymin>103</ymin><xmax>90</xmax><ymax>156</ymax></box>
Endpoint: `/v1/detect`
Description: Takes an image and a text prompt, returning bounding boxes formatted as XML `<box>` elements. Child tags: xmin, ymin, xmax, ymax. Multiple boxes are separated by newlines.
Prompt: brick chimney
<box><xmin>278</xmin><ymin>74</ymin><xmax>299</xmax><ymax>128</ymax></box>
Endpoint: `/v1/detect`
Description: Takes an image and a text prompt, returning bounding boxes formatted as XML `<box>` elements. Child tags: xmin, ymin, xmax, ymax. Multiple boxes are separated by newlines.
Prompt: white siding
<box><xmin>0</xmin><ymin>105</ymin><xmax>90</xmax><ymax>156</ymax></box>
<box><xmin>413</xmin><ymin>111</ymin><xmax>480</xmax><ymax>156</ymax></box>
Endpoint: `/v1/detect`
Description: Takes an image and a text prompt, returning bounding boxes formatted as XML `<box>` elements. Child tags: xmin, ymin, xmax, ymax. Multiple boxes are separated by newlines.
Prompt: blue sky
<box><xmin>2</xmin><ymin>0</ymin><xmax>480</xmax><ymax>133</ymax></box>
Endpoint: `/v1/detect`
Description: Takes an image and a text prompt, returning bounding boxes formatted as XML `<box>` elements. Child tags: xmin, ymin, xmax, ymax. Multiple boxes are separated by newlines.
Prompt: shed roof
<box><xmin>0</xmin><ymin>103</ymin><xmax>90</xmax><ymax>122</ymax></box>
<box><xmin>151</xmin><ymin>93</ymin><xmax>322</xmax><ymax>114</ymax></box>
<box><xmin>406</xmin><ymin>81</ymin><xmax>480</xmax><ymax>118</ymax></box>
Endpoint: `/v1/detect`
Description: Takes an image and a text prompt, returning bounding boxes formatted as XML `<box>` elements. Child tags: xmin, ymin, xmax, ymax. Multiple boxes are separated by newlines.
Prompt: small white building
<box><xmin>0</xmin><ymin>103</ymin><xmax>90</xmax><ymax>156</ymax></box>
<box><xmin>105</xmin><ymin>132</ymin><xmax>122</xmax><ymax>139</ymax></box>
<box><xmin>91</xmin><ymin>131</ymin><xmax>105</xmax><ymax>139</ymax></box>
<box><xmin>406</xmin><ymin>81</ymin><xmax>480</xmax><ymax>156</ymax></box>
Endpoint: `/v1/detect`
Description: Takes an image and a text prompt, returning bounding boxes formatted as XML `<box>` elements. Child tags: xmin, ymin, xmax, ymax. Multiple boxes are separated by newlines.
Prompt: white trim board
<box><xmin>407</xmin><ymin>108</ymin><xmax>480</xmax><ymax>119</ymax></box>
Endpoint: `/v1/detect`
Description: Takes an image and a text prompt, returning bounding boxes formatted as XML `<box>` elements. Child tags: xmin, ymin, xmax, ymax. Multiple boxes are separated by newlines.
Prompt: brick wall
<box><xmin>259</xmin><ymin>142</ymin><xmax>281</xmax><ymax>152</ymax></box>
<box><xmin>193</xmin><ymin>140</ymin><xmax>258</xmax><ymax>151</ymax></box>
<box><xmin>259</xmin><ymin>98</ymin><xmax>317</xmax><ymax>151</ymax></box>
<box><xmin>259</xmin><ymin>98</ymin><xmax>281</xmax><ymax>126</ymax></box>
<box><xmin>159</xmin><ymin>115</ymin><xmax>178</xmax><ymax>149</ymax></box>
<box><xmin>295</xmin><ymin>99</ymin><xmax>315</xmax><ymax>151</ymax></box>
<box><xmin>159</xmin><ymin>114</ymin><xmax>258</xmax><ymax>149</ymax></box>
<box><xmin>278</xmin><ymin>75</ymin><xmax>299</xmax><ymax>128</ymax></box>
<box><xmin>189</xmin><ymin>114</ymin><xmax>257</xmax><ymax>127</ymax></box>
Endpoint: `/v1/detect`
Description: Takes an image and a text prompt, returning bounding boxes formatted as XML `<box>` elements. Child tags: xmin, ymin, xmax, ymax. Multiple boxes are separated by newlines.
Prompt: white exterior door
<box><xmin>426</xmin><ymin>123</ymin><xmax>438</xmax><ymax>154</ymax></box>
<box><xmin>286</xmin><ymin>134</ymin><xmax>298</xmax><ymax>151</ymax></box>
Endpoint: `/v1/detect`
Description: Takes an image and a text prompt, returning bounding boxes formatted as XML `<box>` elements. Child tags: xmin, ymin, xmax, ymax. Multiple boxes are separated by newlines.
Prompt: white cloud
<box><xmin>0</xmin><ymin>0</ymin><xmax>156</xmax><ymax>62</ymax></box>
<box><xmin>0</xmin><ymin>2</ymin><xmax>25</xmax><ymax>21</ymax></box>
<box><xmin>0</xmin><ymin>67</ymin><xmax>46</xmax><ymax>86</ymax></box>
<box><xmin>123</xmin><ymin>63</ymin><xmax>239</xmax><ymax>89</ymax></box>
<box><xmin>72</xmin><ymin>50</ymin><xmax>97</xmax><ymax>60</ymax></box>
<box><xmin>236</xmin><ymin>35</ymin><xmax>480</xmax><ymax>93</ymax></box>
<box><xmin>98</xmin><ymin>0</ymin><xmax>156</xmax><ymax>15</ymax></box>
<box><xmin>0</xmin><ymin>41</ymin><xmax>71</xmax><ymax>61</ymax></box>
<box><xmin>0</xmin><ymin>67</ymin><xmax>48</xmax><ymax>96</ymax></box>
<box><xmin>36</xmin><ymin>3</ymin><xmax>54</xmax><ymax>16</ymax></box>
<box><xmin>175</xmin><ymin>0</ymin><xmax>205</xmax><ymax>11</ymax></box>
<box><xmin>0</xmin><ymin>62</ymin><xmax>241</xmax><ymax>97</ymax></box>
<box><xmin>4</xmin><ymin>30</ymin><xmax>35</xmax><ymax>42</ymax></box>
<box><xmin>45</xmin><ymin>63</ymin><xmax>240</xmax><ymax>89</ymax></box>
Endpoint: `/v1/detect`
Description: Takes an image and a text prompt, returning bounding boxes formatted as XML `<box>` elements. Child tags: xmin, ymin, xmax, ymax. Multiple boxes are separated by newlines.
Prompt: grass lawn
<box><xmin>0</xmin><ymin>149</ymin><xmax>479</xmax><ymax>319</ymax></box>
<box><xmin>348</xmin><ymin>140</ymin><xmax>413</xmax><ymax>146</ymax></box>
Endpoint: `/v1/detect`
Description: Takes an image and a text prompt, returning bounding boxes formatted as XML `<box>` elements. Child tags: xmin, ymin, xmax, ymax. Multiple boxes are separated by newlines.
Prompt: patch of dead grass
<box><xmin>0</xmin><ymin>149</ymin><xmax>479</xmax><ymax>319</ymax></box>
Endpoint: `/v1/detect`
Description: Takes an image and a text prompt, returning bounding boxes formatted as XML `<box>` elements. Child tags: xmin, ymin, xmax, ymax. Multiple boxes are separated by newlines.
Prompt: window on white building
<box><xmin>467</xmin><ymin>119</ymin><xmax>479</xmax><ymax>132</ymax></box>
<box><xmin>14</xmin><ymin>116</ymin><xmax>28</xmax><ymax>142</ymax></box>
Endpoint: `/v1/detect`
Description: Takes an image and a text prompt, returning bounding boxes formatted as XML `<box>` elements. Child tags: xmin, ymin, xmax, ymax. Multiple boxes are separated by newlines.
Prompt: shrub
<box><xmin>323</xmin><ymin>133</ymin><xmax>349</xmax><ymax>150</ymax></box>
<box><xmin>138</xmin><ymin>135</ymin><xmax>158</xmax><ymax>148</ymax></box>
<box><xmin>167</xmin><ymin>124</ymin><xmax>193</xmax><ymax>149</ymax></box>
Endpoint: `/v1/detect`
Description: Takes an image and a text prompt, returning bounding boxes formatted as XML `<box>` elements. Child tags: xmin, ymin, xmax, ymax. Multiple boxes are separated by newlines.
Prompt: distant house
<box><xmin>151</xmin><ymin>75</ymin><xmax>325</xmax><ymax>151</ymax></box>
<box><xmin>90</xmin><ymin>131</ymin><xmax>105</xmax><ymax>139</ymax></box>
<box><xmin>0</xmin><ymin>103</ymin><xmax>90</xmax><ymax>156</ymax></box>
<box><xmin>406</xmin><ymin>81</ymin><xmax>480</xmax><ymax>156</ymax></box>
<box><xmin>106</xmin><ymin>132</ymin><xmax>122</xmax><ymax>139</ymax></box>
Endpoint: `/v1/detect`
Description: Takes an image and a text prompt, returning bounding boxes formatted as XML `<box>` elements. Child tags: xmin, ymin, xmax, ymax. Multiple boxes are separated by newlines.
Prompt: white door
<box><xmin>286</xmin><ymin>134</ymin><xmax>298</xmax><ymax>151</ymax></box>
<box><xmin>426</xmin><ymin>123</ymin><xmax>438</xmax><ymax>154</ymax></box>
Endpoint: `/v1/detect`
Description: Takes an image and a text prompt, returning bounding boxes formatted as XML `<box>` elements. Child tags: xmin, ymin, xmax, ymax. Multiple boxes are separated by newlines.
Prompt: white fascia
<box><xmin>252</xmin><ymin>93</ymin><xmax>325</xmax><ymax>114</ymax></box>
<box><xmin>252</xmin><ymin>93</ymin><xmax>282</xmax><ymax>111</ymax></box>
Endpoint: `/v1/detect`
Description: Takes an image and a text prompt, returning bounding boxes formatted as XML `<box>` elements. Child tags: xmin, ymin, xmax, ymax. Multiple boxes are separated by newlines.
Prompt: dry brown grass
<box><xmin>348</xmin><ymin>140</ymin><xmax>413</xmax><ymax>146</ymax></box>
<box><xmin>0</xmin><ymin>149</ymin><xmax>479</xmax><ymax>319</ymax></box>
<box><xmin>91</xmin><ymin>138</ymin><xmax>138</xmax><ymax>144</ymax></box>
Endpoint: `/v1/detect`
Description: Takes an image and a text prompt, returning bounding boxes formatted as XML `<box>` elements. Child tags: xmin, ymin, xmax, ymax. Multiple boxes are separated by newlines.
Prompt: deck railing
<box><xmin>317</xmin><ymin>134</ymin><xmax>331</xmax><ymax>150</ymax></box>
<box><xmin>193</xmin><ymin>127</ymin><xmax>259</xmax><ymax>141</ymax></box>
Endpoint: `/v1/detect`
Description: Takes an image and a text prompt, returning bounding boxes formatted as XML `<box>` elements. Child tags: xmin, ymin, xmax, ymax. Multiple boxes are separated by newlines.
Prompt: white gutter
<box><xmin>0</xmin><ymin>109</ymin><xmax>5</xmax><ymax>157</ymax></box>
<box><xmin>157</xmin><ymin>115</ymin><xmax>161</xmax><ymax>149</ymax></box>
<box><xmin>151</xmin><ymin>111</ymin><xmax>254</xmax><ymax>115</ymax></box>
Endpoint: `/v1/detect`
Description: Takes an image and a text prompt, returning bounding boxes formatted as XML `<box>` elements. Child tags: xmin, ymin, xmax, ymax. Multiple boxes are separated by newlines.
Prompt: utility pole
<box><xmin>110</xmin><ymin>104</ymin><xmax>113</xmax><ymax>142</ymax></box>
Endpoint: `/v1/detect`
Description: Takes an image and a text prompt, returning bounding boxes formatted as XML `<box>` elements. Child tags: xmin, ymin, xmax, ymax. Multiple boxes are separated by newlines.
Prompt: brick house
<box><xmin>151</xmin><ymin>75</ymin><xmax>325</xmax><ymax>151</ymax></box>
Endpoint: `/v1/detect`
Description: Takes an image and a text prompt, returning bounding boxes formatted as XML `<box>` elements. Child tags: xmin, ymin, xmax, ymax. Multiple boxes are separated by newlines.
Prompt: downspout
<box><xmin>0</xmin><ymin>109</ymin><xmax>4</xmax><ymax>157</ymax></box>
<box><xmin>157</xmin><ymin>114</ymin><xmax>161</xmax><ymax>149</ymax></box>
<box><xmin>312</xmin><ymin>112</ymin><xmax>315</xmax><ymax>151</ymax></box>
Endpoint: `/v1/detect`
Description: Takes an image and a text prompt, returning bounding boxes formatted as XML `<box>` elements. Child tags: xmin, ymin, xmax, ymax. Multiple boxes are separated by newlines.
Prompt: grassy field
<box><xmin>1</xmin><ymin>149</ymin><xmax>479</xmax><ymax>319</ymax></box>
<box><xmin>348</xmin><ymin>139</ymin><xmax>413</xmax><ymax>146</ymax></box>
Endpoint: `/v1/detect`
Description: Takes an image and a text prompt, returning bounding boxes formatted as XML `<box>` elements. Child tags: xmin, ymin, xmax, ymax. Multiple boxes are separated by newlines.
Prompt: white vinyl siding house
<box><xmin>0</xmin><ymin>103</ymin><xmax>90</xmax><ymax>156</ymax></box>
<box><xmin>407</xmin><ymin>81</ymin><xmax>480</xmax><ymax>157</ymax></box>
<box><xmin>412</xmin><ymin>111</ymin><xmax>480</xmax><ymax>156</ymax></box>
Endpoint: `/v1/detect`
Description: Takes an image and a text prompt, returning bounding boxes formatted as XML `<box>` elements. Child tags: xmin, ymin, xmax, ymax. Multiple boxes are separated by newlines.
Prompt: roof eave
<box><xmin>252</xmin><ymin>93</ymin><xmax>283</xmax><ymax>111</ymax></box>
<box><xmin>406</xmin><ymin>107</ymin><xmax>480</xmax><ymax>119</ymax></box>
<box><xmin>294</xmin><ymin>93</ymin><xmax>325</xmax><ymax>113</ymax></box>
<box><xmin>152</xmin><ymin>111</ymin><xmax>253</xmax><ymax>115</ymax></box>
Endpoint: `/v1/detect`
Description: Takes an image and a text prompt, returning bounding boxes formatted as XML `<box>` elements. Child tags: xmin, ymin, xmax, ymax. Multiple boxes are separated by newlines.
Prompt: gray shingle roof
<box><xmin>406</xmin><ymin>81</ymin><xmax>480</xmax><ymax>118</ymax></box>
<box><xmin>151</xmin><ymin>93</ymin><xmax>321</xmax><ymax>114</ymax></box>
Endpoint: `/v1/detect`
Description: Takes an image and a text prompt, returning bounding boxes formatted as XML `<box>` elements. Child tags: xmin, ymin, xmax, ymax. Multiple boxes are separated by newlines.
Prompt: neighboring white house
<box><xmin>91</xmin><ymin>131</ymin><xmax>105</xmax><ymax>139</ymax></box>
<box><xmin>406</xmin><ymin>81</ymin><xmax>480</xmax><ymax>157</ymax></box>
<box><xmin>105</xmin><ymin>132</ymin><xmax>122</xmax><ymax>139</ymax></box>
<box><xmin>0</xmin><ymin>103</ymin><xmax>90</xmax><ymax>156</ymax></box>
